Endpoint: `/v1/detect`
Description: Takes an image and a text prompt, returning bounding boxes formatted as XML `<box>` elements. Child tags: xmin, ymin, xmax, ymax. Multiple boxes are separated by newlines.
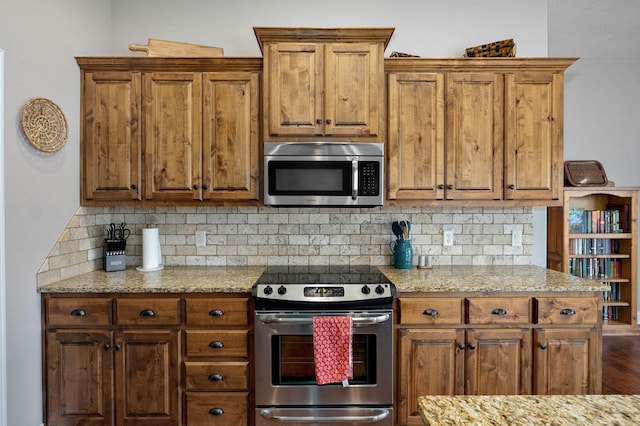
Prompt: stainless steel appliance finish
<box><xmin>253</xmin><ymin>266</ymin><xmax>395</xmax><ymax>426</ymax></box>
<box><xmin>263</xmin><ymin>142</ymin><xmax>384</xmax><ymax>207</ymax></box>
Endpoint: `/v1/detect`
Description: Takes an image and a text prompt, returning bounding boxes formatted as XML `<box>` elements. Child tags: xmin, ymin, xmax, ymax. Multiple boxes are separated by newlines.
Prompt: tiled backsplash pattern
<box><xmin>37</xmin><ymin>206</ymin><xmax>533</xmax><ymax>286</ymax></box>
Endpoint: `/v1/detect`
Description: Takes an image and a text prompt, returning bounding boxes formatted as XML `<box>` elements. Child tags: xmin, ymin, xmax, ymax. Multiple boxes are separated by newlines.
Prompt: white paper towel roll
<box><xmin>139</xmin><ymin>227</ymin><xmax>163</xmax><ymax>271</ymax></box>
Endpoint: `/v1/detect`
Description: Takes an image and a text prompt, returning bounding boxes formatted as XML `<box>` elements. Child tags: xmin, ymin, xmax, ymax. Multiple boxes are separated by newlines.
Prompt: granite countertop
<box><xmin>418</xmin><ymin>395</ymin><xmax>640</xmax><ymax>425</ymax></box>
<box><xmin>37</xmin><ymin>266</ymin><xmax>265</xmax><ymax>293</ymax></box>
<box><xmin>37</xmin><ymin>265</ymin><xmax>607</xmax><ymax>294</ymax></box>
<box><xmin>379</xmin><ymin>265</ymin><xmax>608</xmax><ymax>293</ymax></box>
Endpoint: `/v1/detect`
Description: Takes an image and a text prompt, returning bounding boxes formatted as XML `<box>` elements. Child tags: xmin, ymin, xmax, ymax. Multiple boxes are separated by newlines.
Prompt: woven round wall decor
<box><xmin>21</xmin><ymin>97</ymin><xmax>68</xmax><ymax>152</ymax></box>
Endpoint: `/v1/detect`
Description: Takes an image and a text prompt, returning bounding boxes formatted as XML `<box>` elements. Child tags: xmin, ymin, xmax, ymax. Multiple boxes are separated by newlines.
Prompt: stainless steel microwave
<box><xmin>264</xmin><ymin>142</ymin><xmax>384</xmax><ymax>207</ymax></box>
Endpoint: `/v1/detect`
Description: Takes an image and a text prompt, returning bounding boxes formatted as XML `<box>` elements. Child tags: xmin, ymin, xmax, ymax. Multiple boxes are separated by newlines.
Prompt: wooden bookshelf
<box><xmin>548</xmin><ymin>187</ymin><xmax>638</xmax><ymax>335</ymax></box>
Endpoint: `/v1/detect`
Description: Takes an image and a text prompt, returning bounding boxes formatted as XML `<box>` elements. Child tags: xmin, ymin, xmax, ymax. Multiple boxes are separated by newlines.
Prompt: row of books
<box><xmin>569</xmin><ymin>205</ymin><xmax>629</xmax><ymax>234</ymax></box>
<box><xmin>568</xmin><ymin>258</ymin><xmax>622</xmax><ymax>279</ymax></box>
<box><xmin>603</xmin><ymin>282</ymin><xmax>624</xmax><ymax>302</ymax></box>
<box><xmin>569</xmin><ymin>238</ymin><xmax>620</xmax><ymax>255</ymax></box>
<box><xmin>603</xmin><ymin>306</ymin><xmax>620</xmax><ymax>321</ymax></box>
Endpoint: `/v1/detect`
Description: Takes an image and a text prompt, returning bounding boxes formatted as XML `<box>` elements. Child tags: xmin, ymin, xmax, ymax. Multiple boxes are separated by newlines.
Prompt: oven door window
<box><xmin>268</xmin><ymin>161</ymin><xmax>351</xmax><ymax>196</ymax></box>
<box><xmin>271</xmin><ymin>334</ymin><xmax>376</xmax><ymax>385</ymax></box>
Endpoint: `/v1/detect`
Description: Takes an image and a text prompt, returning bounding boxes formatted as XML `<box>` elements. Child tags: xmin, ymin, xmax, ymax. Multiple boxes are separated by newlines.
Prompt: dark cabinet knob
<box><xmin>560</xmin><ymin>308</ymin><xmax>576</xmax><ymax>316</ymax></box>
<box><xmin>209</xmin><ymin>341</ymin><xmax>225</xmax><ymax>349</ymax></box>
<box><xmin>208</xmin><ymin>373</ymin><xmax>224</xmax><ymax>382</ymax></box>
<box><xmin>114</xmin><ymin>344</ymin><xmax>121</xmax><ymax>351</ymax></box>
<box><xmin>326</xmin><ymin>118</ymin><xmax>332</xmax><ymax>124</ymax></box>
<box><xmin>139</xmin><ymin>309</ymin><xmax>156</xmax><ymax>317</ymax></box>
<box><xmin>508</xmin><ymin>184</ymin><xmax>515</xmax><ymax>190</ymax></box>
<box><xmin>458</xmin><ymin>344</ymin><xmax>466</xmax><ymax>350</ymax></box>
<box><xmin>447</xmin><ymin>184</ymin><xmax>454</xmax><ymax>190</ymax></box>
<box><xmin>202</xmin><ymin>185</ymin><xmax>208</xmax><ymax>190</ymax></box>
<box><xmin>70</xmin><ymin>309</ymin><xmax>86</xmax><ymax>317</ymax></box>
<box><xmin>209</xmin><ymin>408</ymin><xmax>224</xmax><ymax>416</ymax></box>
<box><xmin>468</xmin><ymin>343</ymin><xmax>476</xmax><ymax>350</ymax></box>
<box><xmin>193</xmin><ymin>184</ymin><xmax>199</xmax><ymax>190</ymax></box>
<box><xmin>103</xmin><ymin>344</ymin><xmax>111</xmax><ymax>351</ymax></box>
<box><xmin>491</xmin><ymin>308</ymin><xmax>507</xmax><ymax>316</ymax></box>
<box><xmin>209</xmin><ymin>309</ymin><xmax>225</xmax><ymax>317</ymax></box>
<box><xmin>539</xmin><ymin>343</ymin><xmax>548</xmax><ymax>350</ymax></box>
<box><xmin>130</xmin><ymin>184</ymin><xmax>137</xmax><ymax>190</ymax></box>
<box><xmin>423</xmin><ymin>308</ymin><xmax>439</xmax><ymax>317</ymax></box>
<box><xmin>438</xmin><ymin>184</ymin><xmax>445</xmax><ymax>189</ymax></box>
<box><xmin>316</xmin><ymin>119</ymin><xmax>323</xmax><ymax>125</ymax></box>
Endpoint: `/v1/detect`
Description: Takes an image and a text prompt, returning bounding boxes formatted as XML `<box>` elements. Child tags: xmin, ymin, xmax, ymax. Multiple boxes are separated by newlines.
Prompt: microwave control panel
<box><xmin>359</xmin><ymin>161</ymin><xmax>380</xmax><ymax>196</ymax></box>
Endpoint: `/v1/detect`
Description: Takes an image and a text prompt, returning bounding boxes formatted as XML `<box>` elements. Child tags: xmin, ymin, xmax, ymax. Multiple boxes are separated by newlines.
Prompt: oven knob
<box><xmin>263</xmin><ymin>286</ymin><xmax>273</xmax><ymax>295</ymax></box>
<box><xmin>277</xmin><ymin>285</ymin><xmax>287</xmax><ymax>295</ymax></box>
<box><xmin>375</xmin><ymin>285</ymin><xmax>385</xmax><ymax>295</ymax></box>
<box><xmin>361</xmin><ymin>285</ymin><xmax>371</xmax><ymax>295</ymax></box>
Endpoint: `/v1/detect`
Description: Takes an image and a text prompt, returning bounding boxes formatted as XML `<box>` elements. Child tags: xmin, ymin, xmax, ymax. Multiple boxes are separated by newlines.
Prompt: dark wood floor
<box><xmin>602</xmin><ymin>335</ymin><xmax>640</xmax><ymax>394</ymax></box>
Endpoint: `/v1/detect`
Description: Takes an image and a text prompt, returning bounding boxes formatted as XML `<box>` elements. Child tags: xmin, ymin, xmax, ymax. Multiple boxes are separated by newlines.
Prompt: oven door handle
<box><xmin>258</xmin><ymin>407</ymin><xmax>390</xmax><ymax>423</ymax></box>
<box><xmin>256</xmin><ymin>313</ymin><xmax>390</xmax><ymax>326</ymax></box>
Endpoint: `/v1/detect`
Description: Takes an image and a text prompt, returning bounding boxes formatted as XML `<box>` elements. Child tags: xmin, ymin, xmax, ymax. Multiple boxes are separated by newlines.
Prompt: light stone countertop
<box><xmin>37</xmin><ymin>266</ymin><xmax>265</xmax><ymax>294</ymax></box>
<box><xmin>37</xmin><ymin>265</ymin><xmax>607</xmax><ymax>294</ymax></box>
<box><xmin>418</xmin><ymin>395</ymin><xmax>640</xmax><ymax>425</ymax></box>
<box><xmin>378</xmin><ymin>265</ymin><xmax>609</xmax><ymax>293</ymax></box>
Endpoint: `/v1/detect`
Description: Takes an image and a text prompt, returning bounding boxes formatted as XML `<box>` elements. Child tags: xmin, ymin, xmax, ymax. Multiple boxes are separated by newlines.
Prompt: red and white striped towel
<box><xmin>312</xmin><ymin>316</ymin><xmax>353</xmax><ymax>385</ymax></box>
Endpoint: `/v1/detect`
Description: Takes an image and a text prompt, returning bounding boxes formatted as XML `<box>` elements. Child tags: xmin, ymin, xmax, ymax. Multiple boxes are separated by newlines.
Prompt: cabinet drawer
<box><xmin>185</xmin><ymin>330</ymin><xmax>248</xmax><ymax>358</ymax></box>
<box><xmin>116</xmin><ymin>297</ymin><xmax>181</xmax><ymax>326</ymax></box>
<box><xmin>467</xmin><ymin>297</ymin><xmax>531</xmax><ymax>324</ymax></box>
<box><xmin>184</xmin><ymin>361</ymin><xmax>249</xmax><ymax>390</ymax></box>
<box><xmin>399</xmin><ymin>298</ymin><xmax>462</xmax><ymax>325</ymax></box>
<box><xmin>185</xmin><ymin>297</ymin><xmax>249</xmax><ymax>326</ymax></box>
<box><xmin>535</xmin><ymin>297</ymin><xmax>599</xmax><ymax>325</ymax></box>
<box><xmin>46</xmin><ymin>297</ymin><xmax>112</xmax><ymax>327</ymax></box>
<box><xmin>185</xmin><ymin>392</ymin><xmax>248</xmax><ymax>426</ymax></box>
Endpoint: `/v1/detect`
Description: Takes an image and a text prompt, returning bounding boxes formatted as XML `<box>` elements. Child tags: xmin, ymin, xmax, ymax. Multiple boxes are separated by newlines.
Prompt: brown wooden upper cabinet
<box><xmin>254</xmin><ymin>27</ymin><xmax>394</xmax><ymax>141</ymax></box>
<box><xmin>386</xmin><ymin>58</ymin><xmax>576</xmax><ymax>205</ymax></box>
<box><xmin>78</xmin><ymin>58</ymin><xmax>261</xmax><ymax>206</ymax></box>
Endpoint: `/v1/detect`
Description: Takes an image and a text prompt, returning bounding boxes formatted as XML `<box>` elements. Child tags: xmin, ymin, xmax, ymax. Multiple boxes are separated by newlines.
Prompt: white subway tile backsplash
<box><xmin>36</xmin><ymin>206</ymin><xmax>535</xmax><ymax>286</ymax></box>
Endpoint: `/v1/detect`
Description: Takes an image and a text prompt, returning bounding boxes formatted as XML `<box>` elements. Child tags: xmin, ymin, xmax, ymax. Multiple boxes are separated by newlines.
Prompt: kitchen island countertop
<box><xmin>379</xmin><ymin>265</ymin><xmax>608</xmax><ymax>293</ymax></box>
<box><xmin>418</xmin><ymin>394</ymin><xmax>640</xmax><ymax>425</ymax></box>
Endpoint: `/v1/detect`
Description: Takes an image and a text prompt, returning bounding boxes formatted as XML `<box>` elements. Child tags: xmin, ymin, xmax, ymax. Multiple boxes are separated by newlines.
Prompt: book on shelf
<box><xmin>603</xmin><ymin>306</ymin><xmax>619</xmax><ymax>321</ymax></box>
<box><xmin>568</xmin><ymin>207</ymin><xmax>628</xmax><ymax>234</ymax></box>
<box><xmin>568</xmin><ymin>257</ymin><xmax>621</xmax><ymax>279</ymax></box>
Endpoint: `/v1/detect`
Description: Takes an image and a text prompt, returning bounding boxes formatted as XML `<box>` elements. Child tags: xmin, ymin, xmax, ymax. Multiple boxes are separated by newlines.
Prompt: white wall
<box><xmin>3</xmin><ymin>1</ymin><xmax>640</xmax><ymax>424</ymax></box>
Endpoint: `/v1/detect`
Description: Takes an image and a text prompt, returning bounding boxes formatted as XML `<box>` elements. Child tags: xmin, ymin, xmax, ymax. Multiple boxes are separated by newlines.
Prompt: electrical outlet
<box><xmin>443</xmin><ymin>230</ymin><xmax>454</xmax><ymax>246</ymax></box>
<box><xmin>512</xmin><ymin>230</ymin><xmax>522</xmax><ymax>247</ymax></box>
<box><xmin>196</xmin><ymin>230</ymin><xmax>206</xmax><ymax>247</ymax></box>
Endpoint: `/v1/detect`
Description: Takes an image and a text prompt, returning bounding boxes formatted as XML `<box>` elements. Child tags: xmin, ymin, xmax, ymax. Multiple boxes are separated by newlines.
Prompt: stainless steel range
<box><xmin>252</xmin><ymin>265</ymin><xmax>396</xmax><ymax>426</ymax></box>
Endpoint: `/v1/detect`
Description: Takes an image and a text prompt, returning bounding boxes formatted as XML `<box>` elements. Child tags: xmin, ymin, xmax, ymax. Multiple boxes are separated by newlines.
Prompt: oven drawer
<box><xmin>185</xmin><ymin>330</ymin><xmax>249</xmax><ymax>358</ymax></box>
<box><xmin>185</xmin><ymin>392</ymin><xmax>248</xmax><ymax>426</ymax></box>
<box><xmin>535</xmin><ymin>297</ymin><xmax>599</xmax><ymax>325</ymax></box>
<box><xmin>399</xmin><ymin>297</ymin><xmax>462</xmax><ymax>325</ymax></box>
<box><xmin>116</xmin><ymin>297</ymin><xmax>181</xmax><ymax>326</ymax></box>
<box><xmin>46</xmin><ymin>297</ymin><xmax>112</xmax><ymax>327</ymax></box>
<box><xmin>185</xmin><ymin>297</ymin><xmax>249</xmax><ymax>326</ymax></box>
<box><xmin>466</xmin><ymin>297</ymin><xmax>531</xmax><ymax>324</ymax></box>
<box><xmin>184</xmin><ymin>361</ymin><xmax>249</xmax><ymax>390</ymax></box>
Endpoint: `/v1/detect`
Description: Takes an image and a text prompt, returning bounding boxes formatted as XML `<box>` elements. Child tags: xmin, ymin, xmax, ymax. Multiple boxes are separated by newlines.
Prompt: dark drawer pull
<box><xmin>208</xmin><ymin>373</ymin><xmax>224</xmax><ymax>382</ymax></box>
<box><xmin>560</xmin><ymin>308</ymin><xmax>576</xmax><ymax>316</ymax></box>
<box><xmin>491</xmin><ymin>308</ymin><xmax>507</xmax><ymax>316</ymax></box>
<box><xmin>209</xmin><ymin>309</ymin><xmax>225</xmax><ymax>317</ymax></box>
<box><xmin>209</xmin><ymin>341</ymin><xmax>225</xmax><ymax>349</ymax></box>
<box><xmin>70</xmin><ymin>309</ymin><xmax>86</xmax><ymax>317</ymax></box>
<box><xmin>423</xmin><ymin>308</ymin><xmax>439</xmax><ymax>317</ymax></box>
<box><xmin>209</xmin><ymin>408</ymin><xmax>224</xmax><ymax>416</ymax></box>
<box><xmin>139</xmin><ymin>309</ymin><xmax>156</xmax><ymax>317</ymax></box>
<box><xmin>539</xmin><ymin>343</ymin><xmax>548</xmax><ymax>350</ymax></box>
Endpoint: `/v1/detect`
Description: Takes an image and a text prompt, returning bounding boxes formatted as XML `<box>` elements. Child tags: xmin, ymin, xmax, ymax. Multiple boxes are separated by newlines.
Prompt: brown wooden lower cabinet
<box><xmin>395</xmin><ymin>294</ymin><xmax>602</xmax><ymax>426</ymax></box>
<box><xmin>42</xmin><ymin>294</ymin><xmax>252</xmax><ymax>426</ymax></box>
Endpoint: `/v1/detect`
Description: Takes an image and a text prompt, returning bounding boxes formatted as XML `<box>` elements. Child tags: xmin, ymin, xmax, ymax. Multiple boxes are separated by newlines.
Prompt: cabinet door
<box><xmin>445</xmin><ymin>73</ymin><xmax>503</xmax><ymax>200</ymax></box>
<box><xmin>82</xmin><ymin>71</ymin><xmax>141</xmax><ymax>202</ymax></box>
<box><xmin>46</xmin><ymin>330</ymin><xmax>113</xmax><ymax>426</ymax></box>
<box><xmin>264</xmin><ymin>42</ymin><xmax>323</xmax><ymax>136</ymax></box>
<box><xmin>504</xmin><ymin>72</ymin><xmax>563</xmax><ymax>200</ymax></box>
<box><xmin>115</xmin><ymin>330</ymin><xmax>180</xmax><ymax>426</ymax></box>
<box><xmin>202</xmin><ymin>72</ymin><xmax>260</xmax><ymax>201</ymax></box>
<box><xmin>533</xmin><ymin>328</ymin><xmax>600</xmax><ymax>394</ymax></box>
<box><xmin>387</xmin><ymin>72</ymin><xmax>445</xmax><ymax>200</ymax></box>
<box><xmin>465</xmin><ymin>328</ymin><xmax>532</xmax><ymax>395</ymax></box>
<box><xmin>325</xmin><ymin>43</ymin><xmax>382</xmax><ymax>137</ymax></box>
<box><xmin>397</xmin><ymin>328</ymin><xmax>464</xmax><ymax>425</ymax></box>
<box><xmin>144</xmin><ymin>72</ymin><xmax>202</xmax><ymax>201</ymax></box>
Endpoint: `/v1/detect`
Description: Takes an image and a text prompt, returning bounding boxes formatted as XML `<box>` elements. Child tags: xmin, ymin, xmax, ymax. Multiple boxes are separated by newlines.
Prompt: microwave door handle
<box><xmin>352</xmin><ymin>158</ymin><xmax>358</xmax><ymax>200</ymax></box>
